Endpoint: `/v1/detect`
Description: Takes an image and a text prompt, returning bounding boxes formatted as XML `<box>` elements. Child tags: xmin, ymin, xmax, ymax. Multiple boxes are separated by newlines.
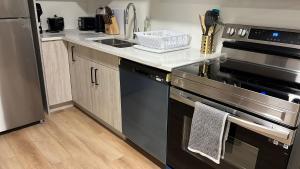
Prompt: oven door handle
<box><xmin>228</xmin><ymin>116</ymin><xmax>289</xmax><ymax>140</ymax></box>
<box><xmin>170</xmin><ymin>87</ymin><xmax>294</xmax><ymax>145</ymax></box>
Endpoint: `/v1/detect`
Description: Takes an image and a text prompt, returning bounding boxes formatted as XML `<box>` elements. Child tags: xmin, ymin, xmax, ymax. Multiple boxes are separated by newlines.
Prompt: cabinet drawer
<box><xmin>78</xmin><ymin>45</ymin><xmax>119</xmax><ymax>70</ymax></box>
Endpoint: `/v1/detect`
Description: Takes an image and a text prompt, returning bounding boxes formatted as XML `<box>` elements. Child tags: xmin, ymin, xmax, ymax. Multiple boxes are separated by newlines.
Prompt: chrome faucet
<box><xmin>125</xmin><ymin>3</ymin><xmax>138</xmax><ymax>39</ymax></box>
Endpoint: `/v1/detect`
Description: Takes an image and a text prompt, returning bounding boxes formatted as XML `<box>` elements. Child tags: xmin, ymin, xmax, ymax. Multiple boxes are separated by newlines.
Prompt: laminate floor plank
<box><xmin>0</xmin><ymin>136</ymin><xmax>15</xmax><ymax>159</ymax></box>
<box><xmin>0</xmin><ymin>107</ymin><xmax>159</xmax><ymax>169</ymax></box>
<box><xmin>0</xmin><ymin>157</ymin><xmax>25</xmax><ymax>169</ymax></box>
<box><xmin>4</xmin><ymin>131</ymin><xmax>53</xmax><ymax>169</ymax></box>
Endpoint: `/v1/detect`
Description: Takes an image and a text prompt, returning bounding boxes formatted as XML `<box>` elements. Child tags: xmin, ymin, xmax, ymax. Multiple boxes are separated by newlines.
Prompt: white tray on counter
<box><xmin>135</xmin><ymin>30</ymin><xmax>191</xmax><ymax>50</ymax></box>
<box><xmin>133</xmin><ymin>45</ymin><xmax>190</xmax><ymax>54</ymax></box>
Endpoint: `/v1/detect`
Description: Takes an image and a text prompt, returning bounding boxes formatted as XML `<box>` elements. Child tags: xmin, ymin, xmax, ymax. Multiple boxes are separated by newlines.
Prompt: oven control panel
<box><xmin>222</xmin><ymin>24</ymin><xmax>300</xmax><ymax>45</ymax></box>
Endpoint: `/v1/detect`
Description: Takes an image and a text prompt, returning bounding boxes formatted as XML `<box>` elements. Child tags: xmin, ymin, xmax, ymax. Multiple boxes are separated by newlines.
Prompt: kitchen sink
<box><xmin>94</xmin><ymin>39</ymin><xmax>136</xmax><ymax>48</ymax></box>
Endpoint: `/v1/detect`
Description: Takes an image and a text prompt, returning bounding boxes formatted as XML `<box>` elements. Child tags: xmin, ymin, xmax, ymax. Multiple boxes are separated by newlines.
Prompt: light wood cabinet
<box><xmin>41</xmin><ymin>40</ymin><xmax>72</xmax><ymax>106</ymax></box>
<box><xmin>92</xmin><ymin>63</ymin><xmax>122</xmax><ymax>132</ymax></box>
<box><xmin>67</xmin><ymin>43</ymin><xmax>79</xmax><ymax>103</ymax></box>
<box><xmin>68</xmin><ymin>44</ymin><xmax>122</xmax><ymax>133</ymax></box>
<box><xmin>75</xmin><ymin>57</ymin><xmax>94</xmax><ymax>112</ymax></box>
<box><xmin>68</xmin><ymin>44</ymin><xmax>93</xmax><ymax>112</ymax></box>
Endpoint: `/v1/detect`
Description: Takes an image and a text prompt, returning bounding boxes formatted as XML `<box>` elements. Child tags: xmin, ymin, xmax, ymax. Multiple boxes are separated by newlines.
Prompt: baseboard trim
<box><xmin>73</xmin><ymin>102</ymin><xmax>125</xmax><ymax>139</ymax></box>
<box><xmin>49</xmin><ymin>101</ymin><xmax>73</xmax><ymax>113</ymax></box>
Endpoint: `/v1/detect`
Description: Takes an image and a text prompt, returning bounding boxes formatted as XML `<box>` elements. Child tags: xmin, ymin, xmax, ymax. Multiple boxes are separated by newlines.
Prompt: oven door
<box><xmin>167</xmin><ymin>87</ymin><xmax>294</xmax><ymax>169</ymax></box>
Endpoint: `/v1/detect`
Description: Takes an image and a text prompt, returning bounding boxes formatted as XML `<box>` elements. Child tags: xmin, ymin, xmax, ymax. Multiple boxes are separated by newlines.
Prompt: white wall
<box><xmin>221</xmin><ymin>0</ymin><xmax>300</xmax><ymax>29</ymax></box>
<box><xmin>87</xmin><ymin>0</ymin><xmax>150</xmax><ymax>38</ymax></box>
<box><xmin>36</xmin><ymin>0</ymin><xmax>90</xmax><ymax>30</ymax></box>
<box><xmin>148</xmin><ymin>0</ymin><xmax>300</xmax><ymax>49</ymax></box>
<box><xmin>149</xmin><ymin>0</ymin><xmax>221</xmax><ymax>49</ymax></box>
<box><xmin>38</xmin><ymin>0</ymin><xmax>300</xmax><ymax>49</ymax></box>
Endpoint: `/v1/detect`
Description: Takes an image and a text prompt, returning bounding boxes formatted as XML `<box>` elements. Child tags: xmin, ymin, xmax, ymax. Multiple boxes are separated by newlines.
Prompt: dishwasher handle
<box><xmin>120</xmin><ymin>59</ymin><xmax>170</xmax><ymax>83</ymax></box>
<box><xmin>133</xmin><ymin>67</ymin><xmax>151</xmax><ymax>76</ymax></box>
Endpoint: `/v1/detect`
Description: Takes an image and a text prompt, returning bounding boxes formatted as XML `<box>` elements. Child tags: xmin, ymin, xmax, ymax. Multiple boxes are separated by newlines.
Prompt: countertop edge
<box><xmin>40</xmin><ymin>31</ymin><xmax>225</xmax><ymax>72</ymax></box>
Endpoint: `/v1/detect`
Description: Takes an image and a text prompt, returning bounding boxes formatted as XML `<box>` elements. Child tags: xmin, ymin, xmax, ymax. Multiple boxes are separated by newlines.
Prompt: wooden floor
<box><xmin>0</xmin><ymin>107</ymin><xmax>160</xmax><ymax>169</ymax></box>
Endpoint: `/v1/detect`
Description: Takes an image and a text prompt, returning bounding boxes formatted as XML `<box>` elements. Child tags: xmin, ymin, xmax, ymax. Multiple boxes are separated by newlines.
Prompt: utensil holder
<box><xmin>201</xmin><ymin>35</ymin><xmax>213</xmax><ymax>54</ymax></box>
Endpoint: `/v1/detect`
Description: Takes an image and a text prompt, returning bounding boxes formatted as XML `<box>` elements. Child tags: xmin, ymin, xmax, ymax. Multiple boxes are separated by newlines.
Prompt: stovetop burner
<box><xmin>177</xmin><ymin>57</ymin><xmax>300</xmax><ymax>103</ymax></box>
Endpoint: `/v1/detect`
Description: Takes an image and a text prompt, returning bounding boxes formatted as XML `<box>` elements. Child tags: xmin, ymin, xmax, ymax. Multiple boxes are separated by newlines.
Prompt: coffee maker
<box><xmin>95</xmin><ymin>7</ymin><xmax>106</xmax><ymax>33</ymax></box>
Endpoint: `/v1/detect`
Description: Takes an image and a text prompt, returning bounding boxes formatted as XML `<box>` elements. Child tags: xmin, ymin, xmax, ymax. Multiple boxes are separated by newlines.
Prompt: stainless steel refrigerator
<box><xmin>0</xmin><ymin>0</ymin><xmax>45</xmax><ymax>132</ymax></box>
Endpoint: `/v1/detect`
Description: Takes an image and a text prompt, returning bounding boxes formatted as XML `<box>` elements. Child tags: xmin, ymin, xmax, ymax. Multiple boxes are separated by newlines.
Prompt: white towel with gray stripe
<box><xmin>188</xmin><ymin>102</ymin><xmax>230</xmax><ymax>164</ymax></box>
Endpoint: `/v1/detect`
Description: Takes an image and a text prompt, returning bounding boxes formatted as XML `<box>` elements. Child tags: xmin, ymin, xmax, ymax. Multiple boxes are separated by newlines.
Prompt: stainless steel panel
<box><xmin>172</xmin><ymin>67</ymin><xmax>300</xmax><ymax>113</ymax></box>
<box><xmin>0</xmin><ymin>0</ymin><xmax>29</xmax><ymax>18</ymax></box>
<box><xmin>0</xmin><ymin>19</ymin><xmax>44</xmax><ymax>132</ymax></box>
<box><xmin>222</xmin><ymin>47</ymin><xmax>300</xmax><ymax>83</ymax></box>
<box><xmin>170</xmin><ymin>87</ymin><xmax>295</xmax><ymax>145</ymax></box>
<box><xmin>172</xmin><ymin>68</ymin><xmax>300</xmax><ymax>114</ymax></box>
<box><xmin>171</xmin><ymin>73</ymin><xmax>300</xmax><ymax>127</ymax></box>
<box><xmin>222</xmin><ymin>24</ymin><xmax>300</xmax><ymax>49</ymax></box>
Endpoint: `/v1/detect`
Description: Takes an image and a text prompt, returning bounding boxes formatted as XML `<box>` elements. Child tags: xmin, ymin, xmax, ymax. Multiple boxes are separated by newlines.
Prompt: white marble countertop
<box><xmin>41</xmin><ymin>30</ymin><xmax>226</xmax><ymax>72</ymax></box>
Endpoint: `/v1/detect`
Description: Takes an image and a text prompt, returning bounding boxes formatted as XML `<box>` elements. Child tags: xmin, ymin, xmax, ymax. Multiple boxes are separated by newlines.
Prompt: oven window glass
<box><xmin>182</xmin><ymin>116</ymin><xmax>259</xmax><ymax>169</ymax></box>
<box><xmin>224</xmin><ymin>137</ymin><xmax>259</xmax><ymax>169</ymax></box>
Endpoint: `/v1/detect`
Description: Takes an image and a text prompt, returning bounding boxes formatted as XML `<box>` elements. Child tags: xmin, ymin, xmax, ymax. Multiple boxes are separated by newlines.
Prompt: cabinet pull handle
<box><xmin>95</xmin><ymin>69</ymin><xmax>99</xmax><ymax>85</ymax></box>
<box><xmin>71</xmin><ymin>46</ymin><xmax>75</xmax><ymax>62</ymax></box>
<box><xmin>91</xmin><ymin>67</ymin><xmax>95</xmax><ymax>84</ymax></box>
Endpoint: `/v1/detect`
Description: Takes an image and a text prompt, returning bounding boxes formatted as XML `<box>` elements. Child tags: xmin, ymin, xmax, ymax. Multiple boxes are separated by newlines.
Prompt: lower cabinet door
<box><xmin>42</xmin><ymin>40</ymin><xmax>72</xmax><ymax>106</ymax></box>
<box><xmin>74</xmin><ymin>57</ymin><xmax>94</xmax><ymax>112</ymax></box>
<box><xmin>68</xmin><ymin>43</ymin><xmax>79</xmax><ymax>103</ymax></box>
<box><xmin>92</xmin><ymin>63</ymin><xmax>122</xmax><ymax>132</ymax></box>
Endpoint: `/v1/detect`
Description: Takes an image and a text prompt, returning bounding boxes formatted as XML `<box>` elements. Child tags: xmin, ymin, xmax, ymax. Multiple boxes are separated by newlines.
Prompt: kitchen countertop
<box><xmin>40</xmin><ymin>29</ymin><xmax>225</xmax><ymax>72</ymax></box>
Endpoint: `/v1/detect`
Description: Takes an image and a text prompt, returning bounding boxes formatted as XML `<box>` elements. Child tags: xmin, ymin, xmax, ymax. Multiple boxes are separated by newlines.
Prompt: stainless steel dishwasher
<box><xmin>120</xmin><ymin>59</ymin><xmax>170</xmax><ymax>164</ymax></box>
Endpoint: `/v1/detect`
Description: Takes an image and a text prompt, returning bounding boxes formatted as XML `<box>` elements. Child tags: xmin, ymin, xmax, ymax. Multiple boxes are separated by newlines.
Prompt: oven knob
<box><xmin>226</xmin><ymin>27</ymin><xmax>232</xmax><ymax>34</ymax></box>
<box><xmin>241</xmin><ymin>29</ymin><xmax>248</xmax><ymax>37</ymax></box>
<box><xmin>229</xmin><ymin>28</ymin><xmax>236</xmax><ymax>36</ymax></box>
<box><xmin>237</xmin><ymin>29</ymin><xmax>243</xmax><ymax>36</ymax></box>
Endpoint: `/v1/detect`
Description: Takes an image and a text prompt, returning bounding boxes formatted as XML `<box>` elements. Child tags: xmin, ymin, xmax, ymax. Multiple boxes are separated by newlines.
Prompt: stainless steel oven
<box><xmin>168</xmin><ymin>87</ymin><xmax>293</xmax><ymax>169</ymax></box>
<box><xmin>167</xmin><ymin>24</ymin><xmax>300</xmax><ymax>169</ymax></box>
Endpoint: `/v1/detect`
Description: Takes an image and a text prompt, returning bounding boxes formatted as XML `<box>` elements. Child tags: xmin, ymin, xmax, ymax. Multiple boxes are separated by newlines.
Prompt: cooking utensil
<box><xmin>207</xmin><ymin>26</ymin><xmax>215</xmax><ymax>36</ymax></box>
<box><xmin>211</xmin><ymin>10</ymin><xmax>219</xmax><ymax>24</ymax></box>
<box><xmin>204</xmin><ymin>11</ymin><xmax>214</xmax><ymax>35</ymax></box>
<box><xmin>204</xmin><ymin>10</ymin><xmax>220</xmax><ymax>35</ymax></box>
<box><xmin>199</xmin><ymin>15</ymin><xmax>206</xmax><ymax>35</ymax></box>
<box><xmin>200</xmin><ymin>9</ymin><xmax>221</xmax><ymax>54</ymax></box>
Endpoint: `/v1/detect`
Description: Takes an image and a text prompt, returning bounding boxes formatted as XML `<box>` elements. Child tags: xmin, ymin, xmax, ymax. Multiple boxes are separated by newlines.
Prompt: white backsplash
<box><xmin>36</xmin><ymin>0</ymin><xmax>90</xmax><ymax>30</ymax></box>
<box><xmin>37</xmin><ymin>0</ymin><xmax>300</xmax><ymax>50</ymax></box>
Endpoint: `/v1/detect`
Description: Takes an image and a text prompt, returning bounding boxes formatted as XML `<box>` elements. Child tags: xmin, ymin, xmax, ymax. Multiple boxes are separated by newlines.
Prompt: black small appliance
<box><xmin>47</xmin><ymin>15</ymin><xmax>64</xmax><ymax>33</ymax></box>
<box><xmin>95</xmin><ymin>7</ymin><xmax>106</xmax><ymax>33</ymax></box>
<box><xmin>78</xmin><ymin>17</ymin><xmax>96</xmax><ymax>31</ymax></box>
<box><xmin>36</xmin><ymin>3</ymin><xmax>43</xmax><ymax>34</ymax></box>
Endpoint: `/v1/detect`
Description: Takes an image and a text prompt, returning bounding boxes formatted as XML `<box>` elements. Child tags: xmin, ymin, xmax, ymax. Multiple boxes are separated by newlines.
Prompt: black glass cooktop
<box><xmin>178</xmin><ymin>58</ymin><xmax>300</xmax><ymax>103</ymax></box>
